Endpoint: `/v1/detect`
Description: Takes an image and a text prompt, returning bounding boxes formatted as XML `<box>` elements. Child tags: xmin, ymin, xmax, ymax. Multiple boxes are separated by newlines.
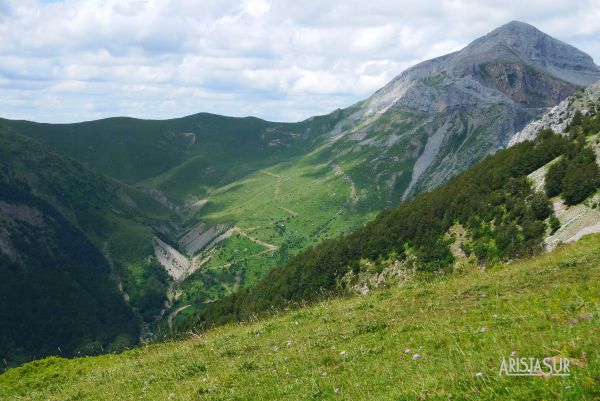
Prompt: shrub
<box><xmin>545</xmin><ymin>158</ymin><xmax>567</xmax><ymax>197</ymax></box>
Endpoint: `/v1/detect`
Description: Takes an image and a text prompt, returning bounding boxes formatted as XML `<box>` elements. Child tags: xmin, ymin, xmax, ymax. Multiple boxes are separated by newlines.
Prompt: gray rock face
<box><xmin>453</xmin><ymin>21</ymin><xmax>600</xmax><ymax>86</ymax></box>
<box><xmin>328</xmin><ymin>21</ymin><xmax>600</xmax><ymax>204</ymax></box>
<box><xmin>509</xmin><ymin>81</ymin><xmax>600</xmax><ymax>146</ymax></box>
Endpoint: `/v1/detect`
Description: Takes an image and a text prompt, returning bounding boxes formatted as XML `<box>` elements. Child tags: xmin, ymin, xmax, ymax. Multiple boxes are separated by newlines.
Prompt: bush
<box><xmin>529</xmin><ymin>192</ymin><xmax>552</xmax><ymax>220</ymax></box>
<box><xmin>549</xmin><ymin>215</ymin><xmax>561</xmax><ymax>233</ymax></box>
<box><xmin>545</xmin><ymin>158</ymin><xmax>567</xmax><ymax>197</ymax></box>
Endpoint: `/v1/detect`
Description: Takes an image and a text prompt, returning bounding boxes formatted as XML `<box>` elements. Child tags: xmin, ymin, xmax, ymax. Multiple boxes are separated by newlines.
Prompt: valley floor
<box><xmin>2</xmin><ymin>235</ymin><xmax>599</xmax><ymax>400</ymax></box>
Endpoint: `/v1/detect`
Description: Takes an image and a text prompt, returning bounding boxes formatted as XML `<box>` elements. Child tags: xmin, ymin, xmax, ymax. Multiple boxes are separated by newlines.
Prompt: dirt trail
<box><xmin>210</xmin><ymin>248</ymin><xmax>275</xmax><ymax>271</ymax></box>
<box><xmin>261</xmin><ymin>170</ymin><xmax>281</xmax><ymax>198</ymax></box>
<box><xmin>233</xmin><ymin>226</ymin><xmax>278</xmax><ymax>252</ymax></box>
<box><xmin>277</xmin><ymin>206</ymin><xmax>298</xmax><ymax>216</ymax></box>
<box><xmin>210</xmin><ymin>225</ymin><xmax>278</xmax><ymax>255</ymax></box>
<box><xmin>261</xmin><ymin>171</ymin><xmax>280</xmax><ymax>178</ymax></box>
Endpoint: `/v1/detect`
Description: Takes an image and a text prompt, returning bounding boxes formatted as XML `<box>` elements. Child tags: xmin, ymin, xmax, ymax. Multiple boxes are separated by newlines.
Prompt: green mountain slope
<box><xmin>0</xmin><ymin>128</ymin><xmax>179</xmax><ymax>367</ymax></box>
<box><xmin>1</xmin><ymin>234</ymin><xmax>598</xmax><ymax>400</ymax></box>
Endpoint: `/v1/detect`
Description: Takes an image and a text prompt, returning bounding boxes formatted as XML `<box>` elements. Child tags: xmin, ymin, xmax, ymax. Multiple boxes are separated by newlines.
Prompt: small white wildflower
<box><xmin>404</xmin><ymin>348</ymin><xmax>410</xmax><ymax>354</ymax></box>
<box><xmin>492</xmin><ymin>314</ymin><xmax>498</xmax><ymax>319</ymax></box>
<box><xmin>340</xmin><ymin>351</ymin><xmax>347</xmax><ymax>356</ymax></box>
<box><xmin>475</xmin><ymin>372</ymin><xmax>482</xmax><ymax>377</ymax></box>
<box><xmin>334</xmin><ymin>387</ymin><xmax>340</xmax><ymax>394</ymax></box>
<box><xmin>480</xmin><ymin>326</ymin><xmax>487</xmax><ymax>333</ymax></box>
<box><xmin>322</xmin><ymin>371</ymin><xmax>327</xmax><ymax>377</ymax></box>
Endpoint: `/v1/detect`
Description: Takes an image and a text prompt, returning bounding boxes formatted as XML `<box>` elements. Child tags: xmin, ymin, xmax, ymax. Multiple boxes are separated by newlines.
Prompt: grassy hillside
<box><xmin>1</xmin><ymin>234</ymin><xmax>598</xmax><ymax>400</ymax></box>
<box><xmin>0</xmin><ymin>111</ymin><xmax>348</xmax><ymax>191</ymax></box>
<box><xmin>0</xmin><ymin>110</ymin><xmax>368</xmax><ymax>321</ymax></box>
<box><xmin>167</xmin><ymin>142</ymin><xmax>378</xmax><ymax>320</ymax></box>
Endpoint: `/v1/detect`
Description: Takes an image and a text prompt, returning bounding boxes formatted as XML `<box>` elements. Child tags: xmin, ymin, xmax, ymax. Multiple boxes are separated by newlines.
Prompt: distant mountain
<box><xmin>326</xmin><ymin>21</ymin><xmax>600</xmax><ymax>203</ymax></box>
<box><xmin>1</xmin><ymin>112</ymin><xmax>348</xmax><ymax>197</ymax></box>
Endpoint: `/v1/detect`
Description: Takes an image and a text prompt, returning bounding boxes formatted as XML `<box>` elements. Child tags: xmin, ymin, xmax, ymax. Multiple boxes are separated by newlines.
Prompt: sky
<box><xmin>0</xmin><ymin>0</ymin><xmax>599</xmax><ymax>123</ymax></box>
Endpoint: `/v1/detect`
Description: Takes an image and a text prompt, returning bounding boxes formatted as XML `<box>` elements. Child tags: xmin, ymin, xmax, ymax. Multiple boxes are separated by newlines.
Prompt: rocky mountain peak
<box><xmin>327</xmin><ymin>21</ymin><xmax>600</xmax><ymax>204</ymax></box>
<box><xmin>351</xmin><ymin>21</ymin><xmax>600</xmax><ymax>122</ymax></box>
<box><xmin>458</xmin><ymin>20</ymin><xmax>600</xmax><ymax>86</ymax></box>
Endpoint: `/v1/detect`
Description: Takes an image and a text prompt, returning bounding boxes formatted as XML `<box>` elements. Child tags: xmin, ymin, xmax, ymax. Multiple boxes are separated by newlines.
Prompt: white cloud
<box><xmin>0</xmin><ymin>0</ymin><xmax>599</xmax><ymax>123</ymax></box>
<box><xmin>242</xmin><ymin>0</ymin><xmax>271</xmax><ymax>18</ymax></box>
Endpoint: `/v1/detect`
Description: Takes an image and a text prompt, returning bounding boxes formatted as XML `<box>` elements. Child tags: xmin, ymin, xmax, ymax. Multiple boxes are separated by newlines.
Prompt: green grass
<box><xmin>3</xmin><ymin>234</ymin><xmax>599</xmax><ymax>400</ymax></box>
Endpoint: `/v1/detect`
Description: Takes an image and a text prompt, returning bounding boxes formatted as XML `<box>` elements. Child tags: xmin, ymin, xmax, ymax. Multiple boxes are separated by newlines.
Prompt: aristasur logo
<box><xmin>499</xmin><ymin>354</ymin><xmax>571</xmax><ymax>377</ymax></box>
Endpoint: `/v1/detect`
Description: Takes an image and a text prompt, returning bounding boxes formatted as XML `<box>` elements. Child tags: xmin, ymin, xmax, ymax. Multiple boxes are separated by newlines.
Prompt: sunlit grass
<box><xmin>2</xmin><ymin>235</ymin><xmax>599</xmax><ymax>400</ymax></box>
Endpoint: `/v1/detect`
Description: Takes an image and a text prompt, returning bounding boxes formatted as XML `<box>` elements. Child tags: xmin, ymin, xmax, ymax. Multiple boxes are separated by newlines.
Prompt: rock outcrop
<box><xmin>509</xmin><ymin>81</ymin><xmax>600</xmax><ymax>145</ymax></box>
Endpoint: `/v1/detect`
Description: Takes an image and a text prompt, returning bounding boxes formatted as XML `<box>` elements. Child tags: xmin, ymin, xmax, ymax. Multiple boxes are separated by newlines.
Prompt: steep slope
<box><xmin>0</xmin><ymin>128</ymin><xmax>178</xmax><ymax>367</ymax></box>
<box><xmin>509</xmin><ymin>81</ymin><xmax>600</xmax><ymax>145</ymax></box>
<box><xmin>509</xmin><ymin>81</ymin><xmax>600</xmax><ymax>249</ymax></box>
<box><xmin>1</xmin><ymin>234</ymin><xmax>598</xmax><ymax>400</ymax></box>
<box><xmin>160</xmin><ymin>22</ymin><xmax>600</xmax><ymax>323</ymax></box>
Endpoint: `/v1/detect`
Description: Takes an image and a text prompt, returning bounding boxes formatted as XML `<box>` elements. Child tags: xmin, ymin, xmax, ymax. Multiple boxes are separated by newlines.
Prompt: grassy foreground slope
<box><xmin>2</xmin><ymin>234</ymin><xmax>599</xmax><ymax>400</ymax></box>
